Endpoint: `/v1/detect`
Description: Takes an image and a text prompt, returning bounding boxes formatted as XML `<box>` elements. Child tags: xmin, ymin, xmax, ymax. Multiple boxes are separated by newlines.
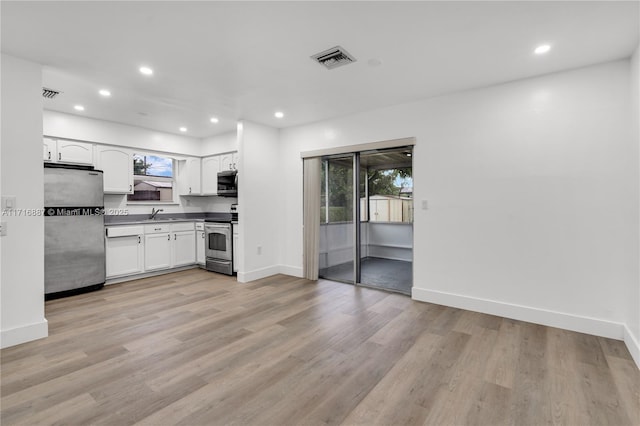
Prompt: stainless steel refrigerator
<box><xmin>44</xmin><ymin>164</ymin><xmax>105</xmax><ymax>298</ymax></box>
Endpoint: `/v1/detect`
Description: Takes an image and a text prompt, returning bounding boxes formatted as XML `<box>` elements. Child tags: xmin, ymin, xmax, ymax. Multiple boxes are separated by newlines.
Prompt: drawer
<box><xmin>171</xmin><ymin>222</ymin><xmax>195</xmax><ymax>232</ymax></box>
<box><xmin>195</xmin><ymin>222</ymin><xmax>204</xmax><ymax>231</ymax></box>
<box><xmin>106</xmin><ymin>225</ymin><xmax>144</xmax><ymax>238</ymax></box>
<box><xmin>144</xmin><ymin>224</ymin><xmax>170</xmax><ymax>234</ymax></box>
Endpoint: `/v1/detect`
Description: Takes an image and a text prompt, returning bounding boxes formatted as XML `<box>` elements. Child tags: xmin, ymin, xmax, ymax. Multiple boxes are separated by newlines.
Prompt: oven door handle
<box><xmin>205</xmin><ymin>224</ymin><xmax>230</xmax><ymax>230</ymax></box>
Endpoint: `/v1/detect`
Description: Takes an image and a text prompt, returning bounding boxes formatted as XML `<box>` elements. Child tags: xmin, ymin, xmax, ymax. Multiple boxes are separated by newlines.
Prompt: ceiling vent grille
<box><xmin>311</xmin><ymin>46</ymin><xmax>356</xmax><ymax>70</ymax></box>
<box><xmin>42</xmin><ymin>87</ymin><xmax>60</xmax><ymax>99</ymax></box>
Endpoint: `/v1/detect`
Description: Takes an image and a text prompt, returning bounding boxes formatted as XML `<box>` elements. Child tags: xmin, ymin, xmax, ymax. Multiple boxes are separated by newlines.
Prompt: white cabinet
<box><xmin>96</xmin><ymin>146</ymin><xmax>134</xmax><ymax>194</ymax></box>
<box><xmin>233</xmin><ymin>223</ymin><xmax>238</xmax><ymax>273</ymax></box>
<box><xmin>145</xmin><ymin>222</ymin><xmax>195</xmax><ymax>271</ymax></box>
<box><xmin>105</xmin><ymin>226</ymin><xmax>144</xmax><ymax>278</ymax></box>
<box><xmin>107</xmin><ymin>222</ymin><xmax>198</xmax><ymax>280</ymax></box>
<box><xmin>178</xmin><ymin>152</ymin><xmax>237</xmax><ymax>196</ymax></box>
<box><xmin>196</xmin><ymin>223</ymin><xmax>205</xmax><ymax>265</ymax></box>
<box><xmin>219</xmin><ymin>152</ymin><xmax>238</xmax><ymax>171</ymax></box>
<box><xmin>171</xmin><ymin>222</ymin><xmax>196</xmax><ymax>267</ymax></box>
<box><xmin>201</xmin><ymin>156</ymin><xmax>220</xmax><ymax>195</ymax></box>
<box><xmin>144</xmin><ymin>224</ymin><xmax>172</xmax><ymax>271</ymax></box>
<box><xmin>43</xmin><ymin>137</ymin><xmax>57</xmax><ymax>162</ymax></box>
<box><xmin>179</xmin><ymin>157</ymin><xmax>202</xmax><ymax>195</ymax></box>
<box><xmin>43</xmin><ymin>138</ymin><xmax>94</xmax><ymax>165</ymax></box>
<box><xmin>59</xmin><ymin>139</ymin><xmax>94</xmax><ymax>164</ymax></box>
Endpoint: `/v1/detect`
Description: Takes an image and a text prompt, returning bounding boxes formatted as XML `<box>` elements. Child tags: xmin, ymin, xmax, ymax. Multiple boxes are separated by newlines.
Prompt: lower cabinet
<box><xmin>105</xmin><ymin>226</ymin><xmax>144</xmax><ymax>278</ymax></box>
<box><xmin>145</xmin><ymin>231</ymin><xmax>172</xmax><ymax>271</ymax></box>
<box><xmin>196</xmin><ymin>223</ymin><xmax>205</xmax><ymax>266</ymax></box>
<box><xmin>233</xmin><ymin>223</ymin><xmax>238</xmax><ymax>273</ymax></box>
<box><xmin>106</xmin><ymin>222</ymin><xmax>197</xmax><ymax>279</ymax></box>
<box><xmin>173</xmin><ymin>230</ymin><xmax>196</xmax><ymax>267</ymax></box>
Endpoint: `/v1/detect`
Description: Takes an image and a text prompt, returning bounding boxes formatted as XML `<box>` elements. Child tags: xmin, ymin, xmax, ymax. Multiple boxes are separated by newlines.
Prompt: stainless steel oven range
<box><xmin>205</xmin><ymin>222</ymin><xmax>233</xmax><ymax>275</ymax></box>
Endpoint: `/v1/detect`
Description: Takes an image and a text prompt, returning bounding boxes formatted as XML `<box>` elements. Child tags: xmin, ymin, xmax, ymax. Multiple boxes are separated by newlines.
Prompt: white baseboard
<box><xmin>278</xmin><ymin>264</ymin><xmax>303</xmax><ymax>278</ymax></box>
<box><xmin>623</xmin><ymin>325</ymin><xmax>640</xmax><ymax>369</ymax></box>
<box><xmin>237</xmin><ymin>265</ymin><xmax>282</xmax><ymax>283</ymax></box>
<box><xmin>412</xmin><ymin>288</ymin><xmax>625</xmax><ymax>340</ymax></box>
<box><xmin>105</xmin><ymin>265</ymin><xmax>198</xmax><ymax>285</ymax></box>
<box><xmin>1</xmin><ymin>319</ymin><xmax>48</xmax><ymax>349</ymax></box>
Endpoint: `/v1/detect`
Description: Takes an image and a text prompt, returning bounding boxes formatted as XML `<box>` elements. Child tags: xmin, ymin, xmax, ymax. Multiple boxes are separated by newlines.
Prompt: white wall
<box><xmin>237</xmin><ymin>121</ymin><xmax>281</xmax><ymax>282</ymax></box>
<box><xmin>201</xmin><ymin>131</ymin><xmax>237</xmax><ymax>157</ymax></box>
<box><xmin>1</xmin><ymin>54</ymin><xmax>48</xmax><ymax>347</ymax></box>
<box><xmin>628</xmin><ymin>44</ymin><xmax>640</xmax><ymax>366</ymax></box>
<box><xmin>280</xmin><ymin>60</ymin><xmax>635</xmax><ymax>343</ymax></box>
<box><xmin>44</xmin><ymin>110</ymin><xmax>202</xmax><ymax>156</ymax></box>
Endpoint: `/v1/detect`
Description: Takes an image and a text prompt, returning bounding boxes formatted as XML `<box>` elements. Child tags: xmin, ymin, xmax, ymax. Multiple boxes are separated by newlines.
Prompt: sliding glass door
<box><xmin>319</xmin><ymin>155</ymin><xmax>355</xmax><ymax>283</ymax></box>
<box><xmin>318</xmin><ymin>147</ymin><xmax>413</xmax><ymax>295</ymax></box>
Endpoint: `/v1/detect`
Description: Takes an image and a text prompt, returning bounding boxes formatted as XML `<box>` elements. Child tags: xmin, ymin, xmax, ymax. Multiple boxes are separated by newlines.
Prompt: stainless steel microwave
<box><xmin>217</xmin><ymin>170</ymin><xmax>238</xmax><ymax>197</ymax></box>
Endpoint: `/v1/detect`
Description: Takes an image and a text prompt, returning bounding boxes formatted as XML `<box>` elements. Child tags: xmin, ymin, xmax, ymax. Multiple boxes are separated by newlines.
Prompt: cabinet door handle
<box><xmin>48</xmin><ymin>151</ymin><xmax>51</xmax><ymax>160</ymax></box>
<box><xmin>167</xmin><ymin>234</ymin><xmax>170</xmax><ymax>241</ymax></box>
<box><xmin>174</xmin><ymin>234</ymin><xmax>177</xmax><ymax>240</ymax></box>
<box><xmin>138</xmin><ymin>236</ymin><xmax>141</xmax><ymax>244</ymax></box>
<box><xmin>189</xmin><ymin>187</ymin><xmax>191</xmax><ymax>194</ymax></box>
<box><xmin>129</xmin><ymin>184</ymin><xmax>132</xmax><ymax>192</ymax></box>
<box><xmin>58</xmin><ymin>153</ymin><xmax>61</xmax><ymax>161</ymax></box>
<box><xmin>233</xmin><ymin>163</ymin><xmax>236</xmax><ymax>170</ymax></box>
<box><xmin>229</xmin><ymin>163</ymin><xmax>232</xmax><ymax>169</ymax></box>
<box><xmin>202</xmin><ymin>232</ymin><xmax>205</xmax><ymax>239</ymax></box>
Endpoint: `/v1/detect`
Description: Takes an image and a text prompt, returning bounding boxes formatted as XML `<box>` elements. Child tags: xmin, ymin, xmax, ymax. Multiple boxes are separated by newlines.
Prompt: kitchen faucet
<box><xmin>150</xmin><ymin>207</ymin><xmax>164</xmax><ymax>220</ymax></box>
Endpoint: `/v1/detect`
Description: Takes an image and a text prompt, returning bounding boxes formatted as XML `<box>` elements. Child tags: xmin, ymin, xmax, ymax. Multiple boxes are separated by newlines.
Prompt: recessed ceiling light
<box><xmin>139</xmin><ymin>66</ymin><xmax>154</xmax><ymax>76</ymax></box>
<box><xmin>179</xmin><ymin>127</ymin><xmax>187</xmax><ymax>132</ymax></box>
<box><xmin>98</xmin><ymin>89</ymin><xmax>111</xmax><ymax>97</ymax></box>
<box><xmin>74</xmin><ymin>105</ymin><xmax>85</xmax><ymax>111</ymax></box>
<box><xmin>210</xmin><ymin>117</ymin><xmax>219</xmax><ymax>124</ymax></box>
<box><xmin>534</xmin><ymin>44</ymin><xmax>551</xmax><ymax>55</ymax></box>
<box><xmin>274</xmin><ymin>111</ymin><xmax>284</xmax><ymax>119</ymax></box>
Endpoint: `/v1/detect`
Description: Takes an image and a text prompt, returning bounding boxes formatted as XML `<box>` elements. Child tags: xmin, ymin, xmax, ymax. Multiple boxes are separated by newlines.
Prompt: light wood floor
<box><xmin>1</xmin><ymin>269</ymin><xmax>638</xmax><ymax>425</ymax></box>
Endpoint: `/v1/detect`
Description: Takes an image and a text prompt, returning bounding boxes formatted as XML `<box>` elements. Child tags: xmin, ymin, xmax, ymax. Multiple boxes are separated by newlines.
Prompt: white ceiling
<box><xmin>2</xmin><ymin>1</ymin><xmax>638</xmax><ymax>139</ymax></box>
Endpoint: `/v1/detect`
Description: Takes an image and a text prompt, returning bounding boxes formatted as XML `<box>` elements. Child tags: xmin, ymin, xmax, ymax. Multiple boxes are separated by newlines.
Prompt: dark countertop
<box><xmin>105</xmin><ymin>212</ymin><xmax>233</xmax><ymax>225</ymax></box>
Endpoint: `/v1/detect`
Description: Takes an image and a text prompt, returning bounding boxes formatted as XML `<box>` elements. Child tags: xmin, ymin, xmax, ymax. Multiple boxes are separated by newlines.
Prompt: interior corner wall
<box><xmin>201</xmin><ymin>131</ymin><xmax>238</xmax><ymax>157</ymax></box>
<box><xmin>1</xmin><ymin>54</ymin><xmax>48</xmax><ymax>348</ymax></box>
<box><xmin>43</xmin><ymin>110</ymin><xmax>203</xmax><ymax>156</ymax></box>
<box><xmin>280</xmin><ymin>59</ymin><xmax>635</xmax><ymax>342</ymax></box>
<box><xmin>236</xmin><ymin>121</ymin><xmax>281</xmax><ymax>282</ymax></box>
<box><xmin>627</xmin><ymin>43</ymin><xmax>640</xmax><ymax>367</ymax></box>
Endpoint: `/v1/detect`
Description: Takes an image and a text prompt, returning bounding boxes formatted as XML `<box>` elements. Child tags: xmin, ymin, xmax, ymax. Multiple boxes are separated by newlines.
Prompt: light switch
<box><xmin>421</xmin><ymin>200</ymin><xmax>428</xmax><ymax>210</ymax></box>
<box><xmin>2</xmin><ymin>196</ymin><xmax>16</xmax><ymax>210</ymax></box>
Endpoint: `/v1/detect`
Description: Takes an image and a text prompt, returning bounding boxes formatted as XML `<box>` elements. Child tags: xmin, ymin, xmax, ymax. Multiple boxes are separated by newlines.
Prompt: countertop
<box><xmin>104</xmin><ymin>212</ymin><xmax>233</xmax><ymax>226</ymax></box>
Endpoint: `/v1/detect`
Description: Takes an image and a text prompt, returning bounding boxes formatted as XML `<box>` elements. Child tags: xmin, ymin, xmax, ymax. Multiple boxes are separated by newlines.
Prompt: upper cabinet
<box><xmin>43</xmin><ymin>137</ymin><xmax>94</xmax><ymax>165</ymax></box>
<box><xmin>179</xmin><ymin>151</ymin><xmax>237</xmax><ymax>196</ymax></box>
<box><xmin>219</xmin><ymin>152</ymin><xmax>238</xmax><ymax>171</ymax></box>
<box><xmin>43</xmin><ymin>137</ymin><xmax>57</xmax><ymax>162</ymax></box>
<box><xmin>178</xmin><ymin>157</ymin><xmax>202</xmax><ymax>196</ymax></box>
<box><xmin>201</xmin><ymin>155</ymin><xmax>220</xmax><ymax>195</ymax></box>
<box><xmin>96</xmin><ymin>146</ymin><xmax>134</xmax><ymax>194</ymax></box>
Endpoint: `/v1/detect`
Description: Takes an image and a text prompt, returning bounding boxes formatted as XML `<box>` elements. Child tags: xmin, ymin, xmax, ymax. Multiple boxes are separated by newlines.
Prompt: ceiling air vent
<box><xmin>311</xmin><ymin>46</ymin><xmax>356</xmax><ymax>70</ymax></box>
<box><xmin>42</xmin><ymin>87</ymin><xmax>60</xmax><ymax>99</ymax></box>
